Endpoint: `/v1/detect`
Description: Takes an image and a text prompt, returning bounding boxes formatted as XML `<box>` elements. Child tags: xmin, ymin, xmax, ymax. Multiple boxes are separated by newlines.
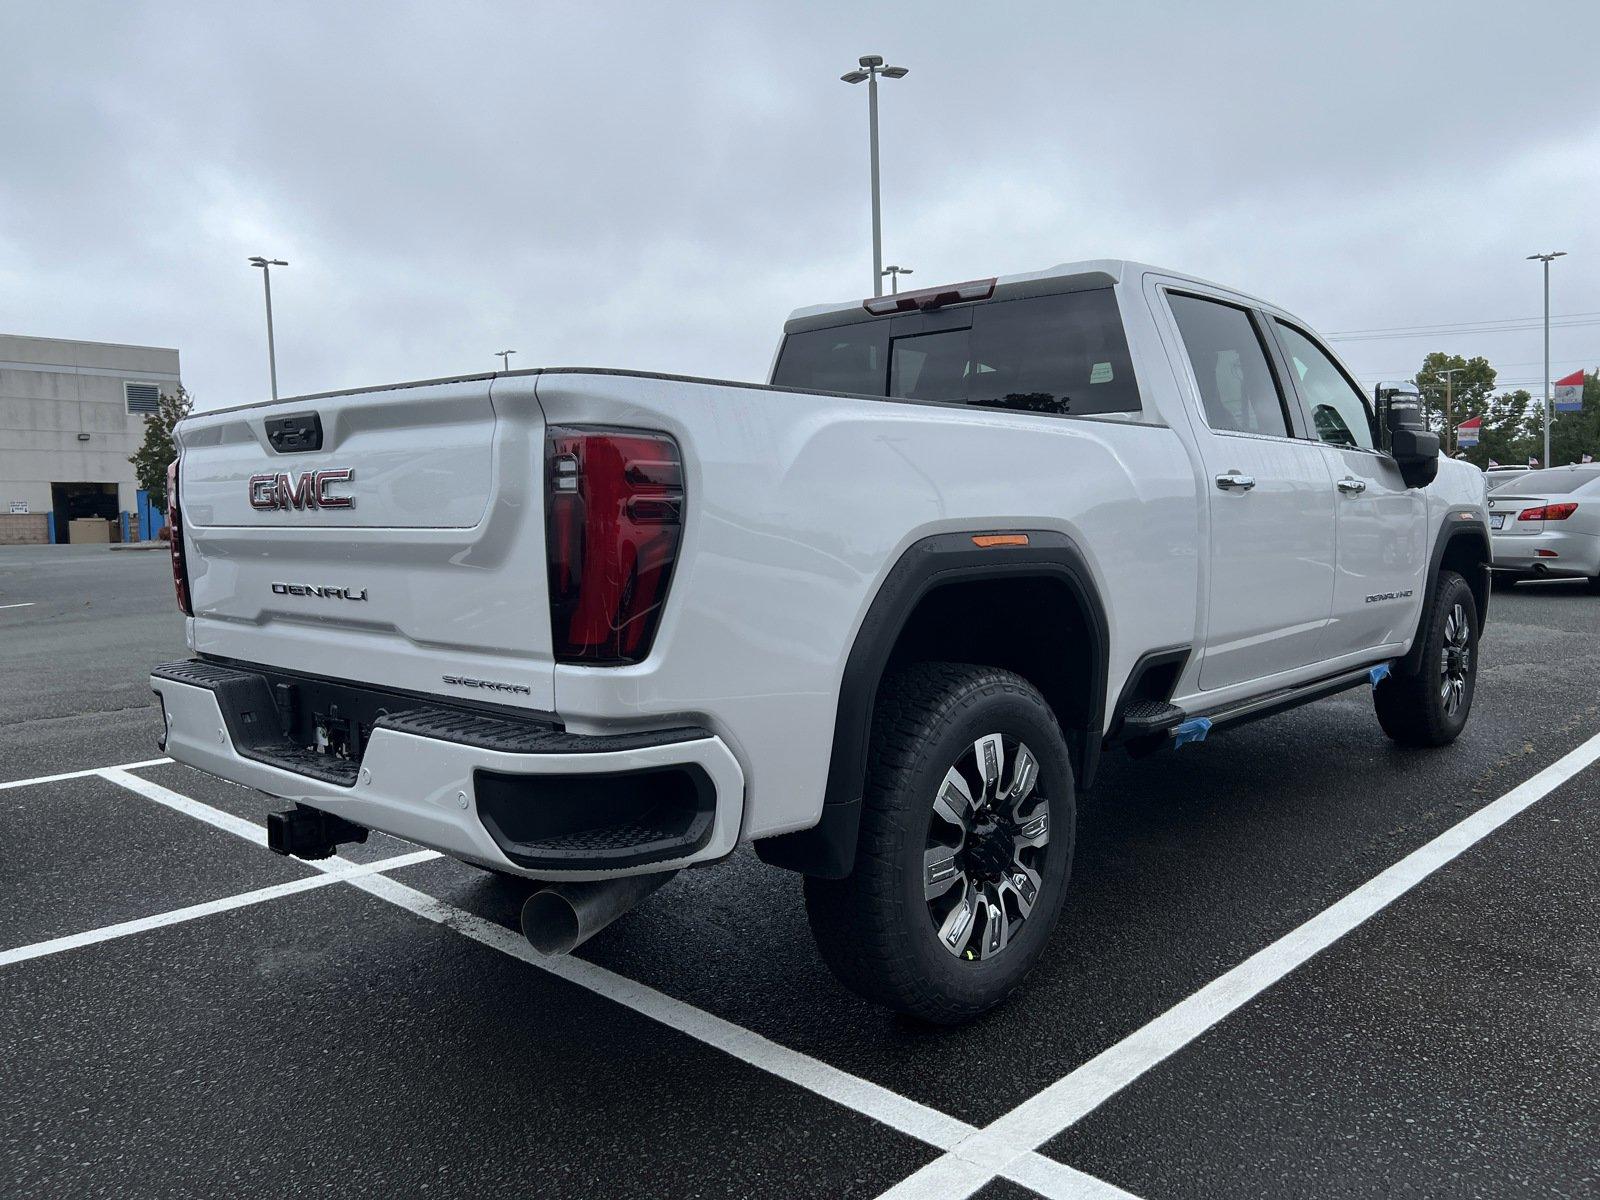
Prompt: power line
<box><xmin>1328</xmin><ymin>310</ymin><xmax>1600</xmax><ymax>338</ymax></box>
<box><xmin>1332</xmin><ymin>318</ymin><xmax>1600</xmax><ymax>343</ymax></box>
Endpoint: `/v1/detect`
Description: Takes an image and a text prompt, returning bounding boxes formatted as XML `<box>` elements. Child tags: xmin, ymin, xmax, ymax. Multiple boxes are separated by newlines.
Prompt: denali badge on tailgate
<box><xmin>249</xmin><ymin>468</ymin><xmax>355</xmax><ymax>511</ymax></box>
<box><xmin>271</xmin><ymin>583</ymin><xmax>368</xmax><ymax>601</ymax></box>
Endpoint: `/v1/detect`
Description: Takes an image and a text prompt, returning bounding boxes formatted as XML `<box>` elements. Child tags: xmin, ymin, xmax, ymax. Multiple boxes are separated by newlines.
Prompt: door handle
<box><xmin>1336</xmin><ymin>477</ymin><xmax>1367</xmax><ymax>495</ymax></box>
<box><xmin>1215</xmin><ymin>472</ymin><xmax>1256</xmax><ymax>492</ymax></box>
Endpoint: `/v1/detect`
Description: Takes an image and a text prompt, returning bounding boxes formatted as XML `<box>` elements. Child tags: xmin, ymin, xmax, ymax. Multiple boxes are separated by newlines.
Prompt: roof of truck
<box><xmin>783</xmin><ymin>259</ymin><xmax>1275</xmax><ymax>331</ymax></box>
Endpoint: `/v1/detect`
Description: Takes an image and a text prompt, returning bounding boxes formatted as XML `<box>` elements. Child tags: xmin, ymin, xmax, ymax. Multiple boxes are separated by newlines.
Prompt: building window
<box><xmin>125</xmin><ymin>382</ymin><xmax>161</xmax><ymax>415</ymax></box>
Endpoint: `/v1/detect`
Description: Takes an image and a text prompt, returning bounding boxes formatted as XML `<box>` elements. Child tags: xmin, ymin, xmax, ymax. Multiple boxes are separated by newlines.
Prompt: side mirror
<box><xmin>1374</xmin><ymin>382</ymin><xmax>1440</xmax><ymax>488</ymax></box>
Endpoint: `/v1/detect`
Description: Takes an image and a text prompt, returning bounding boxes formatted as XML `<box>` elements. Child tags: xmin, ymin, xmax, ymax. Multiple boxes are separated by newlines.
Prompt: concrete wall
<box><xmin>0</xmin><ymin>334</ymin><xmax>182</xmax><ymax>517</ymax></box>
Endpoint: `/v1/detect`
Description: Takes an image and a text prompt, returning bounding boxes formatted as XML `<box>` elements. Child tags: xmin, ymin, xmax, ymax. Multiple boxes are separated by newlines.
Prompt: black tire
<box><xmin>1587</xmin><ymin>573</ymin><xmax>1600</xmax><ymax>595</ymax></box>
<box><xmin>1374</xmin><ymin>569</ymin><xmax>1479</xmax><ymax>747</ymax></box>
<box><xmin>803</xmin><ymin>663</ymin><xmax>1076</xmax><ymax>1024</ymax></box>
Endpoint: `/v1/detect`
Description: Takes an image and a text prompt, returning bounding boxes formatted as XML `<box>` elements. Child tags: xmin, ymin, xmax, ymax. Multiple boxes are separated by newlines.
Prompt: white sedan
<box><xmin>1488</xmin><ymin>466</ymin><xmax>1600</xmax><ymax>591</ymax></box>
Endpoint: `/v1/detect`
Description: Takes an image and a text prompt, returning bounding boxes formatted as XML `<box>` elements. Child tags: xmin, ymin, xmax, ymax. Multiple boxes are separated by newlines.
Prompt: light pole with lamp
<box><xmin>1527</xmin><ymin>250</ymin><xmax>1566</xmax><ymax>468</ymax></box>
<box><xmin>882</xmin><ymin>264</ymin><xmax>913</xmax><ymax>295</ymax></box>
<box><xmin>248</xmin><ymin>256</ymin><xmax>288</xmax><ymax>401</ymax></box>
<box><xmin>840</xmin><ymin>55</ymin><xmax>909</xmax><ymax>297</ymax></box>
<box><xmin>496</xmin><ymin>349</ymin><xmax>517</xmax><ymax>372</ymax></box>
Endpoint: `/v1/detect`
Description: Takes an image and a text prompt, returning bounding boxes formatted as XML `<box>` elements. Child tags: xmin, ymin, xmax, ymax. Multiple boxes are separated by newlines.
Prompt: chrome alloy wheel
<box><xmin>1440</xmin><ymin>601</ymin><xmax>1472</xmax><ymax>716</ymax></box>
<box><xmin>923</xmin><ymin>733</ymin><xmax>1049</xmax><ymax>961</ymax></box>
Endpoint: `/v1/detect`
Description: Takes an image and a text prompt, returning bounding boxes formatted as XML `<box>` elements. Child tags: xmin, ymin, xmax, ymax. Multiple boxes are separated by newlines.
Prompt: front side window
<box><xmin>1166</xmin><ymin>293</ymin><xmax>1289</xmax><ymax>437</ymax></box>
<box><xmin>771</xmin><ymin>289</ymin><xmax>1142</xmax><ymax>416</ymax></box>
<box><xmin>1273</xmin><ymin>322</ymin><xmax>1377</xmax><ymax>451</ymax></box>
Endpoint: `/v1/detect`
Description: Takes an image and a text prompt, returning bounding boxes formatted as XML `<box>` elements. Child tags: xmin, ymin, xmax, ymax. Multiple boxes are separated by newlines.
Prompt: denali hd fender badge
<box><xmin>249</xmin><ymin>468</ymin><xmax>355</xmax><ymax>511</ymax></box>
<box><xmin>1364</xmin><ymin>589</ymin><xmax>1415</xmax><ymax>604</ymax></box>
<box><xmin>442</xmin><ymin>674</ymin><xmax>532</xmax><ymax>696</ymax></box>
<box><xmin>271</xmin><ymin>583</ymin><xmax>369</xmax><ymax>601</ymax></box>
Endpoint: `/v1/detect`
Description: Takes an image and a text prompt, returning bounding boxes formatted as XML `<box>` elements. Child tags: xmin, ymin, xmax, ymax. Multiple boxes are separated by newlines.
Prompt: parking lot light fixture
<box><xmin>882</xmin><ymin>264</ymin><xmax>913</xmax><ymax>295</ymax></box>
<box><xmin>248</xmin><ymin>256</ymin><xmax>288</xmax><ymax>401</ymax></box>
<box><xmin>1527</xmin><ymin>251</ymin><xmax>1566</xmax><ymax>468</ymax></box>
<box><xmin>496</xmin><ymin>349</ymin><xmax>517</xmax><ymax>372</ymax></box>
<box><xmin>840</xmin><ymin>55</ymin><xmax>909</xmax><ymax>297</ymax></box>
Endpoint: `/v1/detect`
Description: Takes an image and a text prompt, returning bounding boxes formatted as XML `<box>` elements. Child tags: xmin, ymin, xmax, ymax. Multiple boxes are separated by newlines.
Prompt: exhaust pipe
<box><xmin>520</xmin><ymin>871</ymin><xmax>678</xmax><ymax>956</ymax></box>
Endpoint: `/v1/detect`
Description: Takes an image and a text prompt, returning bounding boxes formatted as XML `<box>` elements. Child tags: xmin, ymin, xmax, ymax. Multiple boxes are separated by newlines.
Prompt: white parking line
<box><xmin>872</xmin><ymin>727</ymin><xmax>1600</xmax><ymax>1200</ymax></box>
<box><xmin>0</xmin><ymin>602</ymin><xmax>34</xmax><ymax>610</ymax></box>
<box><xmin>0</xmin><ymin>756</ymin><xmax>171</xmax><ymax>791</ymax></box>
<box><xmin>92</xmin><ymin>763</ymin><xmax>1126</xmax><ymax>1200</ymax></box>
<box><xmin>0</xmin><ymin>850</ymin><xmax>437</xmax><ymax>969</ymax></box>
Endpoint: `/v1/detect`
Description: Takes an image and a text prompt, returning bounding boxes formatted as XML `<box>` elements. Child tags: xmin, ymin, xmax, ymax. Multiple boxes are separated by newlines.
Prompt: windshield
<box><xmin>1491</xmin><ymin>467</ymin><xmax>1600</xmax><ymax>494</ymax></box>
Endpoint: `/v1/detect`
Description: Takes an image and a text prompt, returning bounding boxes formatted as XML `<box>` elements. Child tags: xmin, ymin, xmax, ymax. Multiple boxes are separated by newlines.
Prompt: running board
<box><xmin>1171</xmin><ymin>662</ymin><xmax>1390</xmax><ymax>746</ymax></box>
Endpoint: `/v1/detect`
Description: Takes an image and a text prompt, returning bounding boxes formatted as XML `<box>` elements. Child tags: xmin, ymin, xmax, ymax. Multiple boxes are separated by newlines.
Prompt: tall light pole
<box><xmin>496</xmin><ymin>349</ymin><xmax>517</xmax><ymax>372</ymax></box>
<box><xmin>248</xmin><ymin>256</ymin><xmax>287</xmax><ymax>401</ymax></box>
<box><xmin>1527</xmin><ymin>250</ymin><xmax>1566</xmax><ymax>467</ymax></box>
<box><xmin>841</xmin><ymin>55</ymin><xmax>908</xmax><ymax>297</ymax></box>
<box><xmin>1437</xmin><ymin>366</ymin><xmax>1467</xmax><ymax>455</ymax></box>
<box><xmin>882</xmin><ymin>264</ymin><xmax>913</xmax><ymax>295</ymax></box>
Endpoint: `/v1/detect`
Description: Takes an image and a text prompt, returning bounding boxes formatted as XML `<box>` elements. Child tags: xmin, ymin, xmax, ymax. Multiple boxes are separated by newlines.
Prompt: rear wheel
<box><xmin>803</xmin><ymin>663</ymin><xmax>1075</xmax><ymax>1024</ymax></box>
<box><xmin>1375</xmin><ymin>569</ymin><xmax>1479</xmax><ymax>747</ymax></box>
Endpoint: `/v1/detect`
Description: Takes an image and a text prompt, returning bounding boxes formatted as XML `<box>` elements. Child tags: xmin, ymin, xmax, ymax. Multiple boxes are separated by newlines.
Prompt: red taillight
<box><xmin>545</xmin><ymin>427</ymin><xmax>684</xmax><ymax>664</ymax></box>
<box><xmin>167</xmin><ymin>458</ymin><xmax>193</xmax><ymax>616</ymax></box>
<box><xmin>1518</xmin><ymin>502</ymin><xmax>1578</xmax><ymax>521</ymax></box>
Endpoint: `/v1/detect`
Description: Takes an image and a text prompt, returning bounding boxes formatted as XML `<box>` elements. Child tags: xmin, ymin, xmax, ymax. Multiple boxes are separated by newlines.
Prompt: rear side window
<box><xmin>1166</xmin><ymin>293</ymin><xmax>1290</xmax><ymax>438</ymax></box>
<box><xmin>771</xmin><ymin>289</ymin><xmax>1141</xmax><ymax>417</ymax></box>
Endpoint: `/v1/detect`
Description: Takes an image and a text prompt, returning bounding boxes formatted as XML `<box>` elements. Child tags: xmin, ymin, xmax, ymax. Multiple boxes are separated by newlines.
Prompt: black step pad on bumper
<box><xmin>151</xmin><ymin>659</ymin><xmax>711</xmax><ymax>787</ymax></box>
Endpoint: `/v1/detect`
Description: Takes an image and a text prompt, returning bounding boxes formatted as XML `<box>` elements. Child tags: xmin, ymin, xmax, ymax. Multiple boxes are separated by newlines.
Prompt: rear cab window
<box><xmin>771</xmin><ymin>289</ymin><xmax>1142</xmax><ymax>418</ymax></box>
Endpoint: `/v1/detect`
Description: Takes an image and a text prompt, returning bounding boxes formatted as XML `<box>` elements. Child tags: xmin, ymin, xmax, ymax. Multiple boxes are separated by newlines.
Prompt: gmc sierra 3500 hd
<box><xmin>152</xmin><ymin>260</ymin><xmax>1490</xmax><ymax>1024</ymax></box>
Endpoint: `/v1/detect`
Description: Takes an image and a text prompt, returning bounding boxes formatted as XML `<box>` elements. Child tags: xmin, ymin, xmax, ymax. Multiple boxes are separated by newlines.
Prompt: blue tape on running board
<box><xmin>1172</xmin><ymin>717</ymin><xmax>1212</xmax><ymax>748</ymax></box>
<box><xmin>1368</xmin><ymin>663</ymin><xmax>1392</xmax><ymax>689</ymax></box>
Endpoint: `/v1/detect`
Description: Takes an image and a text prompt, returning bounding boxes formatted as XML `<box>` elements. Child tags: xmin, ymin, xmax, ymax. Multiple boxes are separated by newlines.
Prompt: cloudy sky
<box><xmin>3</xmin><ymin>1</ymin><xmax>1599</xmax><ymax>412</ymax></box>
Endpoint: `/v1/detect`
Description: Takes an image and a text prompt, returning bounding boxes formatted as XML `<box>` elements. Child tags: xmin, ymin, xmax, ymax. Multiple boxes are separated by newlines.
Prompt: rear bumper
<box><xmin>150</xmin><ymin>659</ymin><xmax>744</xmax><ymax>880</ymax></box>
<box><xmin>1490</xmin><ymin>529</ymin><xmax>1600</xmax><ymax>577</ymax></box>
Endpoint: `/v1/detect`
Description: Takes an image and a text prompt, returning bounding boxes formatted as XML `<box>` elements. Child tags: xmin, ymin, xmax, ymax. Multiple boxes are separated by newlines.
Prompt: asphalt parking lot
<box><xmin>3</xmin><ymin>544</ymin><xmax>1597</xmax><ymax>1199</ymax></box>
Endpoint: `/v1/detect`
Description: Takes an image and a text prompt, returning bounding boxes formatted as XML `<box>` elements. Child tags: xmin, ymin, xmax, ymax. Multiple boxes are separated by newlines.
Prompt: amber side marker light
<box><xmin>971</xmin><ymin>534</ymin><xmax>1030</xmax><ymax>548</ymax></box>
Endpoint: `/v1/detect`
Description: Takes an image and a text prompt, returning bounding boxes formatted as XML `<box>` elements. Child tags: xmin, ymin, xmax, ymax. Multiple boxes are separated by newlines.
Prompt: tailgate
<box><xmin>1489</xmin><ymin>494</ymin><xmax>1546</xmax><ymax>535</ymax></box>
<box><xmin>177</xmin><ymin>375</ymin><xmax>556</xmax><ymax>710</ymax></box>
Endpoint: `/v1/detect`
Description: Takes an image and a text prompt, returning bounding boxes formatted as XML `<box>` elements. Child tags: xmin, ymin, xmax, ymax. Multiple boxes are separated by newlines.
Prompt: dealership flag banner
<box><xmin>1456</xmin><ymin>415</ymin><xmax>1481</xmax><ymax>447</ymax></box>
<box><xmin>1554</xmin><ymin>369</ymin><xmax>1585</xmax><ymax>413</ymax></box>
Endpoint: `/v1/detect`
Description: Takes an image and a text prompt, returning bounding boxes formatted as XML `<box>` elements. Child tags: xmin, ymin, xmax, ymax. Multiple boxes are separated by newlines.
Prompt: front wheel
<box><xmin>1375</xmin><ymin>569</ymin><xmax>1480</xmax><ymax>747</ymax></box>
<box><xmin>803</xmin><ymin>663</ymin><xmax>1076</xmax><ymax>1024</ymax></box>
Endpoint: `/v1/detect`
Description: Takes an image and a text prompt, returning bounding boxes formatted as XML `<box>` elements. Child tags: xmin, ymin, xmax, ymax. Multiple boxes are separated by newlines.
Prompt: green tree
<box><xmin>1525</xmin><ymin>369</ymin><xmax>1600</xmax><ymax>466</ymax></box>
<box><xmin>1412</xmin><ymin>352</ymin><xmax>1496</xmax><ymax>456</ymax></box>
<box><xmin>1474</xmin><ymin>388</ymin><xmax>1534</xmax><ymax>468</ymax></box>
<box><xmin>128</xmin><ymin>385</ymin><xmax>194</xmax><ymax>509</ymax></box>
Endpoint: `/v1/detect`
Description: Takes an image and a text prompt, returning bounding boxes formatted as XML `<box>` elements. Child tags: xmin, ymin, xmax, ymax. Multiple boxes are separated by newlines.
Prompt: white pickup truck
<box><xmin>152</xmin><ymin>260</ymin><xmax>1490</xmax><ymax>1023</ymax></box>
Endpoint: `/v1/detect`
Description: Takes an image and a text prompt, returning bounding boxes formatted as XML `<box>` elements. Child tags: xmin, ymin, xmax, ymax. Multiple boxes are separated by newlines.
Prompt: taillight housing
<box><xmin>1518</xmin><ymin>502</ymin><xmax>1578</xmax><ymax>521</ymax></box>
<box><xmin>545</xmin><ymin>427</ymin><xmax>684</xmax><ymax>664</ymax></box>
<box><xmin>167</xmin><ymin>458</ymin><xmax>193</xmax><ymax>616</ymax></box>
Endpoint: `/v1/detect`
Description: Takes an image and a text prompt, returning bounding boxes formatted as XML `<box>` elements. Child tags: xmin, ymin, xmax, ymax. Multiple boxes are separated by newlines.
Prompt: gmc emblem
<box><xmin>249</xmin><ymin>468</ymin><xmax>355</xmax><ymax>511</ymax></box>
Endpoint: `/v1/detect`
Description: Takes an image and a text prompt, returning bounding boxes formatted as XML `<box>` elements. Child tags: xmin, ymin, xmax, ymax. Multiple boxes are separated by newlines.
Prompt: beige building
<box><xmin>0</xmin><ymin>333</ymin><xmax>182</xmax><ymax>544</ymax></box>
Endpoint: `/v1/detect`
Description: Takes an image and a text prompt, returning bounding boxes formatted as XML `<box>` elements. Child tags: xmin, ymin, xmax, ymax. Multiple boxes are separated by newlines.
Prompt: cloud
<box><xmin>2</xmin><ymin>0</ymin><xmax>1598</xmax><ymax>410</ymax></box>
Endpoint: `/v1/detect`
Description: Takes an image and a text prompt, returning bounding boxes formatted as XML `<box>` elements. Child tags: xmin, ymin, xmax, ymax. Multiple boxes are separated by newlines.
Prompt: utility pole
<box><xmin>882</xmin><ymin>264</ymin><xmax>913</xmax><ymax>295</ymax></box>
<box><xmin>1527</xmin><ymin>250</ymin><xmax>1567</xmax><ymax>467</ymax></box>
<box><xmin>1437</xmin><ymin>366</ymin><xmax>1467</xmax><ymax>455</ymax></box>
<box><xmin>248</xmin><ymin>256</ymin><xmax>288</xmax><ymax>401</ymax></box>
<box><xmin>840</xmin><ymin>55</ymin><xmax>909</xmax><ymax>297</ymax></box>
<box><xmin>496</xmin><ymin>349</ymin><xmax>517</xmax><ymax>372</ymax></box>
